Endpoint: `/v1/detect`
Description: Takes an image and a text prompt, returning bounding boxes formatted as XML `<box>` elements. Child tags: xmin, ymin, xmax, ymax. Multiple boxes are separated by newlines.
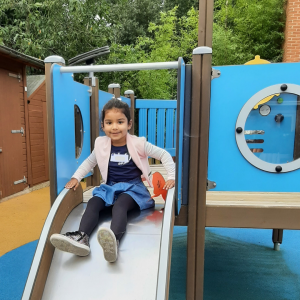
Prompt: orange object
<box><xmin>151</xmin><ymin>172</ymin><xmax>167</xmax><ymax>201</ymax></box>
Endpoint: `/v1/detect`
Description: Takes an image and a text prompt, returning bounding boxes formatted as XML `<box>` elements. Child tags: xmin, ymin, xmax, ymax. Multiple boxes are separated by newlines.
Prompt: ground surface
<box><xmin>1</xmin><ymin>185</ymin><xmax>300</xmax><ymax>300</ymax></box>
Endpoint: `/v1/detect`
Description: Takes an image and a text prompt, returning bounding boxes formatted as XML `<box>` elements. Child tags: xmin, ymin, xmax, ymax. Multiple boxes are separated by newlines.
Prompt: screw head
<box><xmin>280</xmin><ymin>84</ymin><xmax>287</xmax><ymax>91</ymax></box>
<box><xmin>275</xmin><ymin>166</ymin><xmax>282</xmax><ymax>172</ymax></box>
<box><xmin>277</xmin><ymin>97</ymin><xmax>283</xmax><ymax>104</ymax></box>
<box><xmin>236</xmin><ymin>127</ymin><xmax>243</xmax><ymax>134</ymax></box>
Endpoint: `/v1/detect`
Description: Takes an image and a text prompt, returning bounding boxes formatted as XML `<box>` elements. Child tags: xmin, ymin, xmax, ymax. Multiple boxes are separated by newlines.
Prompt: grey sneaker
<box><xmin>97</xmin><ymin>227</ymin><xmax>119</xmax><ymax>263</ymax></box>
<box><xmin>50</xmin><ymin>231</ymin><xmax>90</xmax><ymax>257</ymax></box>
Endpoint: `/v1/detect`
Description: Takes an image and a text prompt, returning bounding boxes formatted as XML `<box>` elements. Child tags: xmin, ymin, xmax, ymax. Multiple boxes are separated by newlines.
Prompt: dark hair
<box><xmin>101</xmin><ymin>98</ymin><xmax>131</xmax><ymax>124</ymax></box>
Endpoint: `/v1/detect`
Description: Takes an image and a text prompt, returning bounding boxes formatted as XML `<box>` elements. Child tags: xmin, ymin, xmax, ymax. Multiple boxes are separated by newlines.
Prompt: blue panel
<box><xmin>120</xmin><ymin>96</ymin><xmax>131</xmax><ymax>107</ymax></box>
<box><xmin>157</xmin><ymin>109</ymin><xmax>165</xmax><ymax>148</ymax></box>
<box><xmin>148</xmin><ymin>109</ymin><xmax>156</xmax><ymax>145</ymax></box>
<box><xmin>174</xmin><ymin>110</ymin><xmax>177</xmax><ymax>147</ymax></box>
<box><xmin>139</xmin><ymin>109</ymin><xmax>147</xmax><ymax>138</ymax></box>
<box><xmin>166</xmin><ymin>109</ymin><xmax>174</xmax><ymax>148</ymax></box>
<box><xmin>136</xmin><ymin>100</ymin><xmax>177</xmax><ymax>109</ymax></box>
<box><xmin>52</xmin><ymin>64</ymin><xmax>91</xmax><ymax>195</ymax></box>
<box><xmin>208</xmin><ymin>62</ymin><xmax>300</xmax><ymax>192</ymax></box>
<box><xmin>245</xmin><ymin>93</ymin><xmax>297</xmax><ymax>164</ymax></box>
<box><xmin>165</xmin><ymin>148</ymin><xmax>176</xmax><ymax>156</ymax></box>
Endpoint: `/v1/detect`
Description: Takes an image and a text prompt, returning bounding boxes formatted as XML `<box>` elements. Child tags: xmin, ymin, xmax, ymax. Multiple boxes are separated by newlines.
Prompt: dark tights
<box><xmin>79</xmin><ymin>193</ymin><xmax>139</xmax><ymax>241</ymax></box>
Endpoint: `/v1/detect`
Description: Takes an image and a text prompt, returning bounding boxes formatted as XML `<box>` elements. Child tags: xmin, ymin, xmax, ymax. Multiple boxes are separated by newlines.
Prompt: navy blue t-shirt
<box><xmin>107</xmin><ymin>145</ymin><xmax>142</xmax><ymax>183</ymax></box>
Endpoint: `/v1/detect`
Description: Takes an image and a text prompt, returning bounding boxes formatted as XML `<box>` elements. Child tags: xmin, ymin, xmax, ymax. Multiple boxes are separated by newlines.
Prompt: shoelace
<box><xmin>66</xmin><ymin>231</ymin><xmax>84</xmax><ymax>241</ymax></box>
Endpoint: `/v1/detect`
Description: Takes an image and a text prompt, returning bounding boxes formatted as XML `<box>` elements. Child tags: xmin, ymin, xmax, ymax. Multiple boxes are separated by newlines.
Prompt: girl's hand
<box><xmin>65</xmin><ymin>178</ymin><xmax>79</xmax><ymax>191</ymax></box>
<box><xmin>163</xmin><ymin>179</ymin><xmax>175</xmax><ymax>190</ymax></box>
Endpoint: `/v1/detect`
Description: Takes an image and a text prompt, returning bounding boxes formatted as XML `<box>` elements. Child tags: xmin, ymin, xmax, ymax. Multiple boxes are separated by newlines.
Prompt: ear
<box><xmin>128</xmin><ymin>119</ymin><xmax>132</xmax><ymax>130</ymax></box>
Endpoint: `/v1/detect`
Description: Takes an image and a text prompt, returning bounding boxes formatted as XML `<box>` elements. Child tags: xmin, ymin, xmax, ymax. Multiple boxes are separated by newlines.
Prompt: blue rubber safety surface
<box><xmin>1</xmin><ymin>228</ymin><xmax>300</xmax><ymax>300</ymax></box>
<box><xmin>0</xmin><ymin>240</ymin><xmax>38</xmax><ymax>300</ymax></box>
<box><xmin>169</xmin><ymin>227</ymin><xmax>300</xmax><ymax>300</ymax></box>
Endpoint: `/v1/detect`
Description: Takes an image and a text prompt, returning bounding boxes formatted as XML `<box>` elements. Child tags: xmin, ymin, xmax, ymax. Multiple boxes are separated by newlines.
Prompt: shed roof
<box><xmin>0</xmin><ymin>45</ymin><xmax>44</xmax><ymax>69</ymax></box>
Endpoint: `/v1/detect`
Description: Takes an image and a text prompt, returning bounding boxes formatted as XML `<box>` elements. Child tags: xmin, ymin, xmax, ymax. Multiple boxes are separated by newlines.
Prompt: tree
<box><xmin>96</xmin><ymin>7</ymin><xmax>199</xmax><ymax>100</ymax></box>
<box><xmin>107</xmin><ymin>0</ymin><xmax>163</xmax><ymax>45</ymax></box>
<box><xmin>213</xmin><ymin>0</ymin><xmax>285</xmax><ymax>64</ymax></box>
<box><xmin>0</xmin><ymin>0</ymin><xmax>111</xmax><ymax>60</ymax></box>
<box><xmin>163</xmin><ymin>0</ymin><xmax>199</xmax><ymax>18</ymax></box>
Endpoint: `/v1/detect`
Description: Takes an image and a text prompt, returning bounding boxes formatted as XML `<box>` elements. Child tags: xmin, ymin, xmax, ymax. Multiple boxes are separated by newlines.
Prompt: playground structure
<box><xmin>21</xmin><ymin>1</ymin><xmax>300</xmax><ymax>299</ymax></box>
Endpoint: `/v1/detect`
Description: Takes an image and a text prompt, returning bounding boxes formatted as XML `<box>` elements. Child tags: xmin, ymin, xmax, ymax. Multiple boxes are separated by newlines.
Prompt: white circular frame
<box><xmin>235</xmin><ymin>83</ymin><xmax>300</xmax><ymax>173</ymax></box>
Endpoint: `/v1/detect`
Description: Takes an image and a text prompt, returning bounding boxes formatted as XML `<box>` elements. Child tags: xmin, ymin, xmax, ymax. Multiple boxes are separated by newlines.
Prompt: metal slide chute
<box><xmin>22</xmin><ymin>187</ymin><xmax>175</xmax><ymax>300</ymax></box>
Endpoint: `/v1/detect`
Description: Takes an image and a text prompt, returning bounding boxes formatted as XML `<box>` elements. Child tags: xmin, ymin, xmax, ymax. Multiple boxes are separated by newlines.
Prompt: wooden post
<box><xmin>186</xmin><ymin>0</ymin><xmax>214</xmax><ymax>299</ymax></box>
<box><xmin>23</xmin><ymin>65</ymin><xmax>33</xmax><ymax>187</ymax></box>
<box><xmin>124</xmin><ymin>90</ymin><xmax>135</xmax><ymax>135</ymax></box>
<box><xmin>44</xmin><ymin>56</ymin><xmax>65</xmax><ymax>206</ymax></box>
<box><xmin>108</xmin><ymin>83</ymin><xmax>120</xmax><ymax>98</ymax></box>
<box><xmin>84</xmin><ymin>77</ymin><xmax>101</xmax><ymax>187</ymax></box>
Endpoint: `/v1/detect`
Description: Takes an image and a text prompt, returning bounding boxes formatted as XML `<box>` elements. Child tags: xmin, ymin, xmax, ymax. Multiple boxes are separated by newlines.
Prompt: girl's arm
<box><xmin>144</xmin><ymin>142</ymin><xmax>175</xmax><ymax>189</ymax></box>
<box><xmin>65</xmin><ymin>150</ymin><xmax>98</xmax><ymax>190</ymax></box>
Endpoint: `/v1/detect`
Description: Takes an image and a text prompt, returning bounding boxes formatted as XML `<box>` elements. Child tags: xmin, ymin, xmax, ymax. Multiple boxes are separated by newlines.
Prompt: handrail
<box><xmin>156</xmin><ymin>188</ymin><xmax>175</xmax><ymax>300</ymax></box>
<box><xmin>60</xmin><ymin>61</ymin><xmax>178</xmax><ymax>74</ymax></box>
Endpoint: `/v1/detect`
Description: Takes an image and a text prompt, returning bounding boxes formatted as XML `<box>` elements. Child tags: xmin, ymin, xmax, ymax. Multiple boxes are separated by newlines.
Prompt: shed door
<box><xmin>0</xmin><ymin>68</ymin><xmax>26</xmax><ymax>198</ymax></box>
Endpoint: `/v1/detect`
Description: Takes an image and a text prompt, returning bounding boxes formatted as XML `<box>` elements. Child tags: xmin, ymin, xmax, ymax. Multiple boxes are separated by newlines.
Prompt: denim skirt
<box><xmin>92</xmin><ymin>177</ymin><xmax>155</xmax><ymax>211</ymax></box>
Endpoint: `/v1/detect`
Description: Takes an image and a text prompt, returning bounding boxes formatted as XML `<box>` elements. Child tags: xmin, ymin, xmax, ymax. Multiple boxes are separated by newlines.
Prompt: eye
<box><xmin>118</xmin><ymin>121</ymin><xmax>123</xmax><ymax>124</ymax></box>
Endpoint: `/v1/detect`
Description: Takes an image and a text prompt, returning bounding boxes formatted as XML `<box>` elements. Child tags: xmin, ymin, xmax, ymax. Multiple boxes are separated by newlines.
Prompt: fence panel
<box><xmin>136</xmin><ymin>100</ymin><xmax>177</xmax><ymax>156</ymax></box>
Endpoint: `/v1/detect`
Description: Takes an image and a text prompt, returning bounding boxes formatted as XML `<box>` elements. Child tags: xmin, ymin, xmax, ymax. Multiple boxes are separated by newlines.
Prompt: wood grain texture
<box><xmin>0</xmin><ymin>66</ymin><xmax>29</xmax><ymax>198</ymax></box>
<box><xmin>27</xmin><ymin>81</ymin><xmax>48</xmax><ymax>185</ymax></box>
<box><xmin>84</xmin><ymin>78</ymin><xmax>101</xmax><ymax>188</ymax></box>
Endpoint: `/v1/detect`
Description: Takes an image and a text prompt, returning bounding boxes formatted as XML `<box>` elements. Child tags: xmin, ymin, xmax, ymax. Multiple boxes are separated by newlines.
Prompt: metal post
<box><xmin>108</xmin><ymin>83</ymin><xmax>120</xmax><ymax>98</ymax></box>
<box><xmin>44</xmin><ymin>55</ymin><xmax>65</xmax><ymax>206</ymax></box>
<box><xmin>124</xmin><ymin>90</ymin><xmax>135</xmax><ymax>135</ymax></box>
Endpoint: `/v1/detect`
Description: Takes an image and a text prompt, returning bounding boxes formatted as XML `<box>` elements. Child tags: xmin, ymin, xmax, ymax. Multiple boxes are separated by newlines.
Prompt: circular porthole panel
<box><xmin>236</xmin><ymin>84</ymin><xmax>300</xmax><ymax>173</ymax></box>
<box><xmin>74</xmin><ymin>105</ymin><xmax>84</xmax><ymax>158</ymax></box>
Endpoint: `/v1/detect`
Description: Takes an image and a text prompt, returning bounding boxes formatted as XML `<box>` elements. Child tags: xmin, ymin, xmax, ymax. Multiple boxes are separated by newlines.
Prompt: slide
<box><xmin>21</xmin><ymin>185</ymin><xmax>175</xmax><ymax>300</ymax></box>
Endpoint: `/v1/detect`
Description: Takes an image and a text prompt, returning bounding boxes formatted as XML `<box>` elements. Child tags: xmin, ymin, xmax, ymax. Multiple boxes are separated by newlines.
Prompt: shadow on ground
<box><xmin>169</xmin><ymin>227</ymin><xmax>300</xmax><ymax>300</ymax></box>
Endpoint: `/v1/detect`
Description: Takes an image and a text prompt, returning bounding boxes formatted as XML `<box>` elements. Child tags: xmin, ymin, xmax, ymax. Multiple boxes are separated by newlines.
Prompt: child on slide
<box><xmin>50</xmin><ymin>98</ymin><xmax>175</xmax><ymax>263</ymax></box>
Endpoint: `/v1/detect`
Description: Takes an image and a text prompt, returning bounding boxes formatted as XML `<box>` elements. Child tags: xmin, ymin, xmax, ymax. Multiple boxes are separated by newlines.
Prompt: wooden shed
<box><xmin>0</xmin><ymin>45</ymin><xmax>48</xmax><ymax>200</ymax></box>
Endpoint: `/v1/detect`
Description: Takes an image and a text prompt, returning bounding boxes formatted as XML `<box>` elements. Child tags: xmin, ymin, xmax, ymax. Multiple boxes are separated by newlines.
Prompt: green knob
<box><xmin>277</xmin><ymin>97</ymin><xmax>283</xmax><ymax>104</ymax></box>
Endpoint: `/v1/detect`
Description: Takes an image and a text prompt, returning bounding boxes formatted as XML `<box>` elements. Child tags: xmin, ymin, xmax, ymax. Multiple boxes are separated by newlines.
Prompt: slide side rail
<box><xmin>156</xmin><ymin>188</ymin><xmax>175</xmax><ymax>300</ymax></box>
<box><xmin>22</xmin><ymin>186</ymin><xmax>83</xmax><ymax>300</ymax></box>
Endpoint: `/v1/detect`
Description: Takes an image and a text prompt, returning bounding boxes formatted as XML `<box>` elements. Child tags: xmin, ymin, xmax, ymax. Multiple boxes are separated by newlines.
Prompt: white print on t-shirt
<box><xmin>110</xmin><ymin>152</ymin><xmax>131</xmax><ymax>165</ymax></box>
<box><xmin>118</xmin><ymin>153</ymin><xmax>132</xmax><ymax>165</ymax></box>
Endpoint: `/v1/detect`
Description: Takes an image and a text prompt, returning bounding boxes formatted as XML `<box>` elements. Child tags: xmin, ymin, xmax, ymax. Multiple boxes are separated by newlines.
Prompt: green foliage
<box><xmin>95</xmin><ymin>7</ymin><xmax>198</xmax><ymax>100</ymax></box>
<box><xmin>0</xmin><ymin>0</ymin><xmax>286</xmax><ymax>99</ymax></box>
<box><xmin>163</xmin><ymin>0</ymin><xmax>199</xmax><ymax>18</ymax></box>
<box><xmin>0</xmin><ymin>0</ymin><xmax>110</xmax><ymax>60</ymax></box>
<box><xmin>213</xmin><ymin>0</ymin><xmax>285</xmax><ymax>64</ymax></box>
<box><xmin>107</xmin><ymin>0</ymin><xmax>163</xmax><ymax>45</ymax></box>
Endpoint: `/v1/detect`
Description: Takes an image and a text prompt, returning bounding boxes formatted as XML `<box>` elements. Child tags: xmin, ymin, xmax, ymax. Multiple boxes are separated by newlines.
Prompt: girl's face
<box><xmin>102</xmin><ymin>108</ymin><xmax>132</xmax><ymax>146</ymax></box>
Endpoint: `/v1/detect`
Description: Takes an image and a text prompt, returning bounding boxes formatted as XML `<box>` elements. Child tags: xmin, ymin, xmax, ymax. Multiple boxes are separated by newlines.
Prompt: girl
<box><xmin>50</xmin><ymin>98</ymin><xmax>175</xmax><ymax>263</ymax></box>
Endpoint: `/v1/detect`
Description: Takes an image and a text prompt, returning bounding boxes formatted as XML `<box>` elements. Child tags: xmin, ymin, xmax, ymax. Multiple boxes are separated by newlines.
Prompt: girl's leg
<box><xmin>110</xmin><ymin>193</ymin><xmax>139</xmax><ymax>241</ymax></box>
<box><xmin>79</xmin><ymin>196</ymin><xmax>106</xmax><ymax>236</ymax></box>
<box><xmin>50</xmin><ymin>196</ymin><xmax>105</xmax><ymax>256</ymax></box>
